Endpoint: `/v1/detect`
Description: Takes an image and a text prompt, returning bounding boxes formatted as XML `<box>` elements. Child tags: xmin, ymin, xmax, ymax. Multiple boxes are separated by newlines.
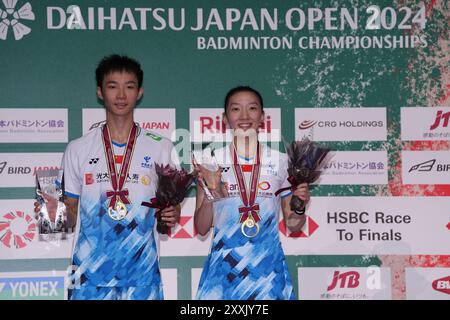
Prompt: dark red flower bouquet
<box><xmin>276</xmin><ymin>138</ymin><xmax>331</xmax><ymax>212</ymax></box>
<box><xmin>142</xmin><ymin>164</ymin><xmax>194</xmax><ymax>234</ymax></box>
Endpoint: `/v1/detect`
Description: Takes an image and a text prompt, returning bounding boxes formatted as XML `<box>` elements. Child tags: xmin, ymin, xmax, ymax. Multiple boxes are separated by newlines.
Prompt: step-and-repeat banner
<box><xmin>0</xmin><ymin>0</ymin><xmax>449</xmax><ymax>300</ymax></box>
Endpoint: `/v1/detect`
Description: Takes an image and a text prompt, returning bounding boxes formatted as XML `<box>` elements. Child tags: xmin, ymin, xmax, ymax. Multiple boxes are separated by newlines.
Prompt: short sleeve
<box><xmin>61</xmin><ymin>141</ymin><xmax>82</xmax><ymax>198</ymax></box>
<box><xmin>278</xmin><ymin>152</ymin><xmax>292</xmax><ymax>198</ymax></box>
<box><xmin>161</xmin><ymin>138</ymin><xmax>181</xmax><ymax>170</ymax></box>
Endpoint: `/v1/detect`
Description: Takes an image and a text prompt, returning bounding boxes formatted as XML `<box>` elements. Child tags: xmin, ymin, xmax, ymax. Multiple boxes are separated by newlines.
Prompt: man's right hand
<box><xmin>34</xmin><ymin>193</ymin><xmax>58</xmax><ymax>221</ymax></box>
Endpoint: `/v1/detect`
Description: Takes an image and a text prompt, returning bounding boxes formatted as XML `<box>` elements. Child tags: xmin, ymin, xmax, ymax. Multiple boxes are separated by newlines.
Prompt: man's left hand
<box><xmin>158</xmin><ymin>205</ymin><xmax>180</xmax><ymax>228</ymax></box>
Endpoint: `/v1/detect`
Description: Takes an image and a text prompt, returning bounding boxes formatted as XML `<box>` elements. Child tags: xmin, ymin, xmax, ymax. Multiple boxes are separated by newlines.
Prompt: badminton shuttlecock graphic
<box><xmin>0</xmin><ymin>8</ymin><xmax>7</xmax><ymax>19</ymax></box>
<box><xmin>0</xmin><ymin>18</ymin><xmax>9</xmax><ymax>40</ymax></box>
<box><xmin>11</xmin><ymin>18</ymin><xmax>30</xmax><ymax>40</ymax></box>
<box><xmin>3</xmin><ymin>0</ymin><xmax>17</xmax><ymax>14</ymax></box>
<box><xmin>13</xmin><ymin>2</ymin><xmax>33</xmax><ymax>20</ymax></box>
<box><xmin>0</xmin><ymin>0</ymin><xmax>34</xmax><ymax>40</ymax></box>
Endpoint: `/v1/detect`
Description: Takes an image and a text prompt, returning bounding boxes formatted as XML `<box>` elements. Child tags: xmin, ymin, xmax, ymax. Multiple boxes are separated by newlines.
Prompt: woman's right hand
<box><xmin>198</xmin><ymin>165</ymin><xmax>222</xmax><ymax>190</ymax></box>
<box><xmin>192</xmin><ymin>155</ymin><xmax>222</xmax><ymax>191</ymax></box>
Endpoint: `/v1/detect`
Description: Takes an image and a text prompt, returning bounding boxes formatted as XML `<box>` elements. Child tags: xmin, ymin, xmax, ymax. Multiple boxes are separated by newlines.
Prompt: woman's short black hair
<box><xmin>224</xmin><ymin>86</ymin><xmax>264</xmax><ymax>112</ymax></box>
<box><xmin>95</xmin><ymin>54</ymin><xmax>143</xmax><ymax>88</ymax></box>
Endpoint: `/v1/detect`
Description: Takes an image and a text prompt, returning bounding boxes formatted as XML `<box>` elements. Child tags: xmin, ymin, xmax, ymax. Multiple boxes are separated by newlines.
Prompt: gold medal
<box><xmin>108</xmin><ymin>200</ymin><xmax>128</xmax><ymax>221</ymax></box>
<box><xmin>232</xmin><ymin>142</ymin><xmax>262</xmax><ymax>239</ymax></box>
<box><xmin>241</xmin><ymin>215</ymin><xmax>260</xmax><ymax>238</ymax></box>
<box><xmin>102</xmin><ymin>124</ymin><xmax>138</xmax><ymax>221</ymax></box>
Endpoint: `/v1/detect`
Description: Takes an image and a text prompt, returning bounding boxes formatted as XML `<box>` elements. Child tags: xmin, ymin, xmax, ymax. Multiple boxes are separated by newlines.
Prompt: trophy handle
<box><xmin>192</xmin><ymin>153</ymin><xmax>215</xmax><ymax>201</ymax></box>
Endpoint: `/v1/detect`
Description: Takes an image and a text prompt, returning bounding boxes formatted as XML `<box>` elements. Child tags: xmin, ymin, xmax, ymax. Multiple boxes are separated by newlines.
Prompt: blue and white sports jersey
<box><xmin>62</xmin><ymin>125</ymin><xmax>178</xmax><ymax>297</ymax></box>
<box><xmin>196</xmin><ymin>144</ymin><xmax>295</xmax><ymax>300</ymax></box>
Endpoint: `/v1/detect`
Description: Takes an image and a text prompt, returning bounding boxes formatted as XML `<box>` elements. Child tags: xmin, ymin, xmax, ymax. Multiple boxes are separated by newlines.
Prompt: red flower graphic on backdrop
<box><xmin>0</xmin><ymin>211</ymin><xmax>36</xmax><ymax>249</ymax></box>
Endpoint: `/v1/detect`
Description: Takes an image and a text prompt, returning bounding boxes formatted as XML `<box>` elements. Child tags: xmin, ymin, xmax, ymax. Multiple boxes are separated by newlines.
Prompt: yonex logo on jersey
<box><xmin>89</xmin><ymin>158</ymin><xmax>99</xmax><ymax>165</ymax></box>
<box><xmin>145</xmin><ymin>132</ymin><xmax>162</xmax><ymax>141</ymax></box>
<box><xmin>84</xmin><ymin>173</ymin><xmax>94</xmax><ymax>185</ymax></box>
<box><xmin>0</xmin><ymin>0</ymin><xmax>35</xmax><ymax>41</ymax></box>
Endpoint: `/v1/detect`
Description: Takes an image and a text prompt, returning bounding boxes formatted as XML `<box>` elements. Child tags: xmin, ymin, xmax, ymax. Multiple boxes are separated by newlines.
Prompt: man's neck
<box><xmin>106</xmin><ymin>114</ymin><xmax>135</xmax><ymax>144</ymax></box>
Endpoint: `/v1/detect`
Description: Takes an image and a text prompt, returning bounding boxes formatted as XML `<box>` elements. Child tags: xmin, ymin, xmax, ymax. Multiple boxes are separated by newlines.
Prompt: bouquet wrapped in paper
<box><xmin>277</xmin><ymin>138</ymin><xmax>331</xmax><ymax>212</ymax></box>
<box><xmin>141</xmin><ymin>164</ymin><xmax>195</xmax><ymax>234</ymax></box>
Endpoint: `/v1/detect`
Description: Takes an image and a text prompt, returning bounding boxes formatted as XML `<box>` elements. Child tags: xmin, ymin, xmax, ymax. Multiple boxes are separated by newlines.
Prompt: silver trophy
<box><xmin>36</xmin><ymin>169</ymin><xmax>67</xmax><ymax>241</ymax></box>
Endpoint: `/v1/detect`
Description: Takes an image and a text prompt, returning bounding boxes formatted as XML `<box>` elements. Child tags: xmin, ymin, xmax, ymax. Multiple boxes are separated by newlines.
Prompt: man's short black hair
<box><xmin>224</xmin><ymin>86</ymin><xmax>264</xmax><ymax>112</ymax></box>
<box><xmin>95</xmin><ymin>54</ymin><xmax>144</xmax><ymax>88</ymax></box>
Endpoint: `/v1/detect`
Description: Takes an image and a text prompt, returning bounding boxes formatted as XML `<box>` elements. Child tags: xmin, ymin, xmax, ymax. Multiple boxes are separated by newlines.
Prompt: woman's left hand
<box><xmin>293</xmin><ymin>183</ymin><xmax>310</xmax><ymax>208</ymax></box>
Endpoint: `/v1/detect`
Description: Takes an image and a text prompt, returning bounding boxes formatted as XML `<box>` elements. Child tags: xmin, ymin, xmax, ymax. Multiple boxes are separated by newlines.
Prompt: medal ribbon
<box><xmin>231</xmin><ymin>142</ymin><xmax>262</xmax><ymax>223</ymax></box>
<box><xmin>102</xmin><ymin>123</ymin><xmax>138</xmax><ymax>208</ymax></box>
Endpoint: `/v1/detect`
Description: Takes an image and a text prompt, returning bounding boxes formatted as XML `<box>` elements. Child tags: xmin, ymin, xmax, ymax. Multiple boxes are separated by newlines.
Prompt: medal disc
<box><xmin>241</xmin><ymin>216</ymin><xmax>260</xmax><ymax>238</ymax></box>
<box><xmin>108</xmin><ymin>201</ymin><xmax>128</xmax><ymax>221</ymax></box>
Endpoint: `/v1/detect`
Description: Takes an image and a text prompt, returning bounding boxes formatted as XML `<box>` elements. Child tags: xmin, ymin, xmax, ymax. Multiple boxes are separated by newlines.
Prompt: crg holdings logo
<box><xmin>298</xmin><ymin>120</ymin><xmax>317</xmax><ymax>130</ymax></box>
<box><xmin>0</xmin><ymin>0</ymin><xmax>35</xmax><ymax>40</ymax></box>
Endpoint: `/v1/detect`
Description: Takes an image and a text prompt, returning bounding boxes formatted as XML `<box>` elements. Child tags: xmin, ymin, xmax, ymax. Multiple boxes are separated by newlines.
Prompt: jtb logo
<box><xmin>430</xmin><ymin>110</ymin><xmax>450</xmax><ymax>130</ymax></box>
<box><xmin>327</xmin><ymin>271</ymin><xmax>360</xmax><ymax>291</ymax></box>
<box><xmin>327</xmin><ymin>267</ymin><xmax>382</xmax><ymax>291</ymax></box>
